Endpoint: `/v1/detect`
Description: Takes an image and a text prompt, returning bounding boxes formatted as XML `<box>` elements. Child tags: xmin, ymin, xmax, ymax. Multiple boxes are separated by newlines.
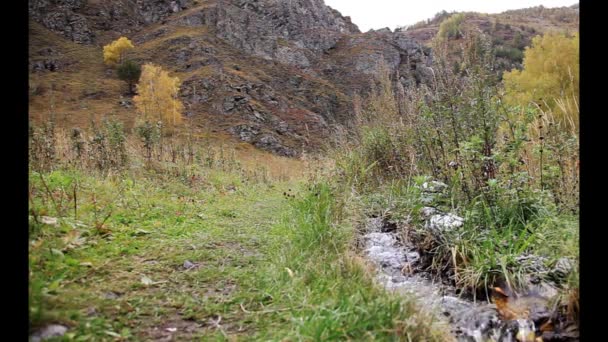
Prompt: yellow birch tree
<box><xmin>133</xmin><ymin>63</ymin><xmax>184</xmax><ymax>133</ymax></box>
<box><xmin>503</xmin><ymin>32</ymin><xmax>579</xmax><ymax>116</ymax></box>
<box><xmin>103</xmin><ymin>37</ymin><xmax>135</xmax><ymax>66</ymax></box>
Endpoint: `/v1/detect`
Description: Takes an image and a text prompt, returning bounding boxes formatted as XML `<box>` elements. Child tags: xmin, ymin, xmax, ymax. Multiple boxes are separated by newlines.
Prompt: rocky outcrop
<box><xmin>229</xmin><ymin>124</ymin><xmax>298</xmax><ymax>157</ymax></box>
<box><xmin>29</xmin><ymin>0</ymin><xmax>431</xmax><ymax>157</ymax></box>
<box><xmin>29</xmin><ymin>0</ymin><xmax>94</xmax><ymax>43</ymax></box>
<box><xmin>136</xmin><ymin>0</ymin><xmax>190</xmax><ymax>24</ymax></box>
<box><xmin>173</xmin><ymin>0</ymin><xmax>359</xmax><ymax>68</ymax></box>
<box><xmin>29</xmin><ymin>0</ymin><xmax>192</xmax><ymax>43</ymax></box>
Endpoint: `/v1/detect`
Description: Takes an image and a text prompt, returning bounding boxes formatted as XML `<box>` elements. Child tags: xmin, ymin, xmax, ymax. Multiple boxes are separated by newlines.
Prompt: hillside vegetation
<box><xmin>29</xmin><ymin>1</ymin><xmax>578</xmax><ymax>341</ymax></box>
<box><xmin>402</xmin><ymin>5</ymin><xmax>579</xmax><ymax>73</ymax></box>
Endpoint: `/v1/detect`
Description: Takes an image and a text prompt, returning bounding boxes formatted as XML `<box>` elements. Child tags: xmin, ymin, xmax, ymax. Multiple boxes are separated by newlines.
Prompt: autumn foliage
<box><xmin>503</xmin><ymin>32</ymin><xmax>579</xmax><ymax>114</ymax></box>
<box><xmin>103</xmin><ymin>37</ymin><xmax>135</xmax><ymax>66</ymax></box>
<box><xmin>133</xmin><ymin>63</ymin><xmax>184</xmax><ymax>131</ymax></box>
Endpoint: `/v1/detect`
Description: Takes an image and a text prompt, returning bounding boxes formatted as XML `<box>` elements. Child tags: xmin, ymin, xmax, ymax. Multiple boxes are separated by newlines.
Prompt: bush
<box><xmin>495</xmin><ymin>46</ymin><xmax>524</xmax><ymax>63</ymax></box>
<box><xmin>437</xmin><ymin>13</ymin><xmax>465</xmax><ymax>40</ymax></box>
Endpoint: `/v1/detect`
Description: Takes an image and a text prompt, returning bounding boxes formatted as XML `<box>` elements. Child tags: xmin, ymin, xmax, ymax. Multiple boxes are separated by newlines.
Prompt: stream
<box><xmin>362</xmin><ymin>209</ymin><xmax>578</xmax><ymax>341</ymax></box>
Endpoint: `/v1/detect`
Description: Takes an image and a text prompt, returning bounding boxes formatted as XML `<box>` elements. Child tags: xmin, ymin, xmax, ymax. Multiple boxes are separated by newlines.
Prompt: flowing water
<box><xmin>362</xmin><ymin>216</ymin><xmax>560</xmax><ymax>342</ymax></box>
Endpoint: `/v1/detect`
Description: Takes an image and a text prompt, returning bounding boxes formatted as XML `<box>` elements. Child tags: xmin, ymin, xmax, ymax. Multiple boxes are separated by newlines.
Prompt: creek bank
<box><xmin>360</xmin><ymin>181</ymin><xmax>578</xmax><ymax>341</ymax></box>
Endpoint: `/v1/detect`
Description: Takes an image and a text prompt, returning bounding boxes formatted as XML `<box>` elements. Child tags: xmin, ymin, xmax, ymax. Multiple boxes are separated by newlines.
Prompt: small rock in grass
<box><xmin>30</xmin><ymin>324</ymin><xmax>68</xmax><ymax>342</ymax></box>
<box><xmin>421</xmin><ymin>181</ymin><xmax>448</xmax><ymax>193</ymax></box>
<box><xmin>426</xmin><ymin>213</ymin><xmax>464</xmax><ymax>233</ymax></box>
<box><xmin>86</xmin><ymin>307</ymin><xmax>97</xmax><ymax>317</ymax></box>
<box><xmin>41</xmin><ymin>216</ymin><xmax>58</xmax><ymax>226</ymax></box>
<box><xmin>103</xmin><ymin>291</ymin><xmax>120</xmax><ymax>300</ymax></box>
<box><xmin>183</xmin><ymin>260</ymin><xmax>196</xmax><ymax>269</ymax></box>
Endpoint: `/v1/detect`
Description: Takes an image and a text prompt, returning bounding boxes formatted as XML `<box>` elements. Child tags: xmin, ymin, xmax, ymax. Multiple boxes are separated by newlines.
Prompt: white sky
<box><xmin>324</xmin><ymin>0</ymin><xmax>578</xmax><ymax>32</ymax></box>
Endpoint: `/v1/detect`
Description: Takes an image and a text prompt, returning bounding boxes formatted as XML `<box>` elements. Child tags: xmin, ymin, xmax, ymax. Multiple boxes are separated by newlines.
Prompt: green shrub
<box><xmin>116</xmin><ymin>60</ymin><xmax>141</xmax><ymax>94</ymax></box>
<box><xmin>495</xmin><ymin>46</ymin><xmax>524</xmax><ymax>63</ymax></box>
<box><xmin>437</xmin><ymin>13</ymin><xmax>465</xmax><ymax>40</ymax></box>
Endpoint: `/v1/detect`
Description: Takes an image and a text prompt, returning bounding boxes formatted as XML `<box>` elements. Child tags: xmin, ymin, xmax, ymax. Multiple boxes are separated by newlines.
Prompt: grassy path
<box><xmin>29</xmin><ymin>169</ymin><xmax>449</xmax><ymax>341</ymax></box>
<box><xmin>30</xmin><ymin>169</ymin><xmax>298</xmax><ymax>340</ymax></box>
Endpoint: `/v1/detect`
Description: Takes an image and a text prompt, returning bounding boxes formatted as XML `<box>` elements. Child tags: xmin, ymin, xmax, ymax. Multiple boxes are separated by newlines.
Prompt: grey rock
<box><xmin>38</xmin><ymin>9</ymin><xmax>94</xmax><ymax>43</ymax></box>
<box><xmin>30</xmin><ymin>324</ymin><xmax>68</xmax><ymax>342</ymax></box>
<box><xmin>223</xmin><ymin>97</ymin><xmax>236</xmax><ymax>112</ymax></box>
<box><xmin>86</xmin><ymin>307</ymin><xmax>97</xmax><ymax>316</ymax></box>
<box><xmin>420</xmin><ymin>207</ymin><xmax>438</xmax><ymax>219</ymax></box>
<box><xmin>275</xmin><ymin>121</ymin><xmax>289</xmax><ymax>134</ymax></box>
<box><xmin>229</xmin><ymin>124</ymin><xmax>260</xmax><ymax>142</ymax></box>
<box><xmin>174</xmin><ymin>0</ymin><xmax>358</xmax><ymax>67</ymax></box>
<box><xmin>103</xmin><ymin>291</ymin><xmax>120</xmax><ymax>300</ymax></box>
<box><xmin>254</xmin><ymin>134</ymin><xmax>298</xmax><ymax>157</ymax></box>
<box><xmin>222</xmin><ymin>95</ymin><xmax>250</xmax><ymax>113</ymax></box>
<box><xmin>550</xmin><ymin>257</ymin><xmax>575</xmax><ymax>281</ymax></box>
<box><xmin>529</xmin><ymin>281</ymin><xmax>559</xmax><ymax>299</ymax></box>
<box><xmin>426</xmin><ymin>213</ymin><xmax>464</xmax><ymax>233</ymax></box>
<box><xmin>29</xmin><ymin>0</ymin><xmax>191</xmax><ymax>43</ymax></box>
<box><xmin>516</xmin><ymin>254</ymin><xmax>550</xmax><ymax>274</ymax></box>
<box><xmin>405</xmin><ymin>251</ymin><xmax>420</xmax><ymax>264</ymax></box>
<box><xmin>421</xmin><ymin>181</ymin><xmax>448</xmax><ymax>193</ymax></box>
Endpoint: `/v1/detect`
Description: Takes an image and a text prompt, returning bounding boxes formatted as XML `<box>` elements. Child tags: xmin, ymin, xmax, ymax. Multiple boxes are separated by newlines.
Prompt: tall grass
<box><xmin>258</xmin><ymin>183</ymin><xmax>452</xmax><ymax>340</ymax></box>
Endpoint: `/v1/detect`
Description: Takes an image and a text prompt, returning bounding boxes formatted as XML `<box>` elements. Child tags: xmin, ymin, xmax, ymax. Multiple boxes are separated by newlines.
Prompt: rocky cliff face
<box><xmin>29</xmin><ymin>0</ymin><xmax>193</xmax><ymax>43</ymax></box>
<box><xmin>29</xmin><ymin>0</ymin><xmax>431</xmax><ymax>157</ymax></box>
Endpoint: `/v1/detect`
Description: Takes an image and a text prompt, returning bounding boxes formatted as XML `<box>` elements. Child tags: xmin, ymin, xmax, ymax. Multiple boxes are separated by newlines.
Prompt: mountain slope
<box><xmin>29</xmin><ymin>1</ymin><xmax>577</xmax><ymax>157</ymax></box>
<box><xmin>401</xmin><ymin>5</ymin><xmax>579</xmax><ymax>71</ymax></box>
<box><xmin>29</xmin><ymin>0</ymin><xmax>433</xmax><ymax>156</ymax></box>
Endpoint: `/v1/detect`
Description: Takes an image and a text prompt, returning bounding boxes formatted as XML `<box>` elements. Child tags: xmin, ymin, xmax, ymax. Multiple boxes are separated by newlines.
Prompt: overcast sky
<box><xmin>324</xmin><ymin>0</ymin><xmax>578</xmax><ymax>32</ymax></box>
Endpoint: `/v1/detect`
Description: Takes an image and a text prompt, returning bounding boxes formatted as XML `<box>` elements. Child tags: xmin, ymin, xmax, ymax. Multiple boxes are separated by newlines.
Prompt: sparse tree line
<box><xmin>103</xmin><ymin>37</ymin><xmax>184</xmax><ymax>134</ymax></box>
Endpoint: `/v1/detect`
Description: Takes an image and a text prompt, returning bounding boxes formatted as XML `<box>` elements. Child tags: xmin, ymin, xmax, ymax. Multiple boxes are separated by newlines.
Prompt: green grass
<box><xmin>29</xmin><ymin>166</ymin><xmax>449</xmax><ymax>341</ymax></box>
<box><xmin>252</xmin><ymin>182</ymin><xmax>450</xmax><ymax>340</ymax></box>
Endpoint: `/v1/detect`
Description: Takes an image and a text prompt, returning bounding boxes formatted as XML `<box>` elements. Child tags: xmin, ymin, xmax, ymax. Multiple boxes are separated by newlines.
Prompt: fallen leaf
<box><xmin>285</xmin><ymin>267</ymin><xmax>294</xmax><ymax>278</ymax></box>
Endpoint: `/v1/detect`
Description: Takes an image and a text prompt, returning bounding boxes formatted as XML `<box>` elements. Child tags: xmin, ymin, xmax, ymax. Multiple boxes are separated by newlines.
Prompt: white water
<box><xmin>362</xmin><ymin>217</ymin><xmax>514</xmax><ymax>341</ymax></box>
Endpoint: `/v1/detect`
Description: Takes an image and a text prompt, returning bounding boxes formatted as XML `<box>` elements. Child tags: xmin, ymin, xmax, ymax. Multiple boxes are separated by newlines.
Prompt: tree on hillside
<box><xmin>133</xmin><ymin>63</ymin><xmax>184</xmax><ymax>133</ymax></box>
<box><xmin>503</xmin><ymin>32</ymin><xmax>579</xmax><ymax>119</ymax></box>
<box><xmin>437</xmin><ymin>13</ymin><xmax>465</xmax><ymax>40</ymax></box>
<box><xmin>103</xmin><ymin>37</ymin><xmax>135</xmax><ymax>66</ymax></box>
<box><xmin>117</xmin><ymin>60</ymin><xmax>142</xmax><ymax>95</ymax></box>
